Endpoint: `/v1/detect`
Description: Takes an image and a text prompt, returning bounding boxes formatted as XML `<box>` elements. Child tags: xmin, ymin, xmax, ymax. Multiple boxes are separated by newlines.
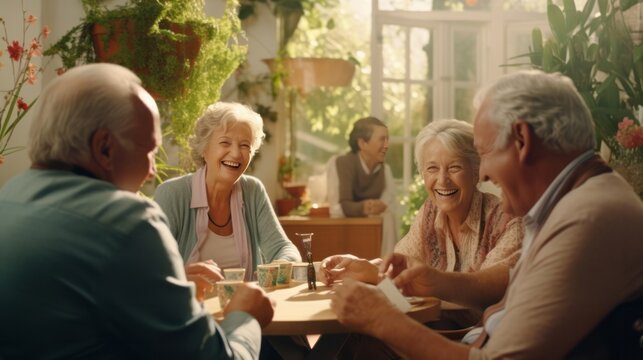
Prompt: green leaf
<box><xmin>634</xmin><ymin>43</ymin><xmax>643</xmax><ymax>63</ymax></box>
<box><xmin>532</xmin><ymin>27</ymin><xmax>543</xmax><ymax>53</ymax></box>
<box><xmin>543</xmin><ymin>41</ymin><xmax>554</xmax><ymax>71</ymax></box>
<box><xmin>238</xmin><ymin>4</ymin><xmax>255</xmax><ymax>21</ymax></box>
<box><xmin>548</xmin><ymin>4</ymin><xmax>567</xmax><ymax>43</ymax></box>
<box><xmin>598</xmin><ymin>0</ymin><xmax>607</xmax><ymax>17</ymax></box>
<box><xmin>620</xmin><ymin>0</ymin><xmax>641</xmax><ymax>12</ymax></box>
<box><xmin>563</xmin><ymin>0</ymin><xmax>579</xmax><ymax>32</ymax></box>
<box><xmin>326</xmin><ymin>18</ymin><xmax>335</xmax><ymax>30</ymax></box>
<box><xmin>579</xmin><ymin>0</ymin><xmax>596</xmax><ymax>27</ymax></box>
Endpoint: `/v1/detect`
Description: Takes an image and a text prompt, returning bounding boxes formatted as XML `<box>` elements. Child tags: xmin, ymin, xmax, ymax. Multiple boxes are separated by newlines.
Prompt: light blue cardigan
<box><xmin>154</xmin><ymin>172</ymin><xmax>301</xmax><ymax>277</ymax></box>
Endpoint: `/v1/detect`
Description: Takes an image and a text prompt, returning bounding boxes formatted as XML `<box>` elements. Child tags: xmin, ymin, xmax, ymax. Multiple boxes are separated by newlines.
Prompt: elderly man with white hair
<box><xmin>329</xmin><ymin>70</ymin><xmax>643</xmax><ymax>359</ymax></box>
<box><xmin>0</xmin><ymin>63</ymin><xmax>274</xmax><ymax>359</ymax></box>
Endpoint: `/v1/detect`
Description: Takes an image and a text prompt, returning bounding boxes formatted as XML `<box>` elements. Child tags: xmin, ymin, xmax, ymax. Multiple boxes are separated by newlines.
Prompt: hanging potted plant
<box><xmin>45</xmin><ymin>0</ymin><xmax>247</xmax><ymax>163</ymax></box>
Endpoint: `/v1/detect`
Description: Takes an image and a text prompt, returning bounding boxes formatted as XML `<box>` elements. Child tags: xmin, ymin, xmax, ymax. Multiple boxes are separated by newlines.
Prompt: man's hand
<box><xmin>185</xmin><ymin>260</ymin><xmax>224</xmax><ymax>301</ymax></box>
<box><xmin>380</xmin><ymin>252</ymin><xmax>418</xmax><ymax>279</ymax></box>
<box><xmin>225</xmin><ymin>283</ymin><xmax>275</xmax><ymax>328</ymax></box>
<box><xmin>319</xmin><ymin>254</ymin><xmax>380</xmax><ymax>285</ymax></box>
<box><xmin>363</xmin><ymin>199</ymin><xmax>387</xmax><ymax>215</ymax></box>
<box><xmin>382</xmin><ymin>253</ymin><xmax>441</xmax><ymax>298</ymax></box>
<box><xmin>392</xmin><ymin>264</ymin><xmax>443</xmax><ymax>298</ymax></box>
<box><xmin>330</xmin><ymin>278</ymin><xmax>401</xmax><ymax>338</ymax></box>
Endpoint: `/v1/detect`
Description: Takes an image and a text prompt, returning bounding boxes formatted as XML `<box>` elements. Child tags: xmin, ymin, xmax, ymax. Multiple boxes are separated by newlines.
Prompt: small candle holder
<box><xmin>296</xmin><ymin>232</ymin><xmax>316</xmax><ymax>290</ymax></box>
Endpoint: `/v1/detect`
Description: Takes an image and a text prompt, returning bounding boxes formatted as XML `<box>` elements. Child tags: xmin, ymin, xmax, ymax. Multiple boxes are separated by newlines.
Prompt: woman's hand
<box><xmin>319</xmin><ymin>254</ymin><xmax>380</xmax><ymax>285</ymax></box>
<box><xmin>363</xmin><ymin>199</ymin><xmax>387</xmax><ymax>215</ymax></box>
<box><xmin>185</xmin><ymin>260</ymin><xmax>224</xmax><ymax>301</ymax></box>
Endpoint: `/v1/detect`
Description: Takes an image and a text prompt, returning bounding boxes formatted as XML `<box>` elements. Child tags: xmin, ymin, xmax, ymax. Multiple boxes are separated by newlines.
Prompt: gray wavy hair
<box><xmin>29</xmin><ymin>63</ymin><xmax>140</xmax><ymax>165</ymax></box>
<box><xmin>474</xmin><ymin>70</ymin><xmax>595</xmax><ymax>153</ymax></box>
<box><xmin>189</xmin><ymin>102</ymin><xmax>265</xmax><ymax>168</ymax></box>
<box><xmin>414</xmin><ymin>119</ymin><xmax>479</xmax><ymax>182</ymax></box>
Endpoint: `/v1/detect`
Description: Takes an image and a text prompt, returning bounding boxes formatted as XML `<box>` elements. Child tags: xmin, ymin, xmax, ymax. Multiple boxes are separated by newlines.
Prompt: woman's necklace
<box><xmin>207</xmin><ymin>212</ymin><xmax>231</xmax><ymax>227</ymax></box>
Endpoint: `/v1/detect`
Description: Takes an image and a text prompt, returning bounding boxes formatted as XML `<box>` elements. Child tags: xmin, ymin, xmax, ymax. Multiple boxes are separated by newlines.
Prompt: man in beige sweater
<box><xmin>330</xmin><ymin>70</ymin><xmax>643</xmax><ymax>359</ymax></box>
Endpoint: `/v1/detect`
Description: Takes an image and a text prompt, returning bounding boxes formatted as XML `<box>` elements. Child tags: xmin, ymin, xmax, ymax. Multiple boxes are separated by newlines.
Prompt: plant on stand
<box><xmin>0</xmin><ymin>4</ymin><xmax>50</xmax><ymax>163</ymax></box>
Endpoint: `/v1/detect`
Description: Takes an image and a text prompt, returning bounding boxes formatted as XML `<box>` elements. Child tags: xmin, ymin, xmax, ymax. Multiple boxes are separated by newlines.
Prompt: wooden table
<box><xmin>279</xmin><ymin>216</ymin><xmax>383</xmax><ymax>261</ymax></box>
<box><xmin>205</xmin><ymin>281</ymin><xmax>441</xmax><ymax>359</ymax></box>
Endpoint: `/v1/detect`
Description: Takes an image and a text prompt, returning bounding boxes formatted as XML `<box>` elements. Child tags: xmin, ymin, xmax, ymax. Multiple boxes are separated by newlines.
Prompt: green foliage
<box><xmin>399</xmin><ymin>173</ymin><xmax>427</xmax><ymax>236</ymax></box>
<box><xmin>515</xmin><ymin>0</ymin><xmax>643</xmax><ymax>157</ymax></box>
<box><xmin>45</xmin><ymin>0</ymin><xmax>247</xmax><ymax>166</ymax></box>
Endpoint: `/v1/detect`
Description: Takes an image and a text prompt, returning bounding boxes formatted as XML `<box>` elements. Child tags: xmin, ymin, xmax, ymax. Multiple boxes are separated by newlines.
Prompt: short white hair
<box><xmin>474</xmin><ymin>70</ymin><xmax>595</xmax><ymax>153</ymax></box>
<box><xmin>29</xmin><ymin>63</ymin><xmax>142</xmax><ymax>165</ymax></box>
<box><xmin>415</xmin><ymin>119</ymin><xmax>479</xmax><ymax>181</ymax></box>
<box><xmin>189</xmin><ymin>102</ymin><xmax>265</xmax><ymax>167</ymax></box>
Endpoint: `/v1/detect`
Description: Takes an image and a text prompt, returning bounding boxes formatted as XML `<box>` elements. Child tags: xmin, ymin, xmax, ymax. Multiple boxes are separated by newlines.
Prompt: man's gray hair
<box><xmin>414</xmin><ymin>119</ymin><xmax>479</xmax><ymax>181</ymax></box>
<box><xmin>474</xmin><ymin>70</ymin><xmax>595</xmax><ymax>153</ymax></box>
<box><xmin>29</xmin><ymin>63</ymin><xmax>141</xmax><ymax>165</ymax></box>
<box><xmin>189</xmin><ymin>102</ymin><xmax>265</xmax><ymax>168</ymax></box>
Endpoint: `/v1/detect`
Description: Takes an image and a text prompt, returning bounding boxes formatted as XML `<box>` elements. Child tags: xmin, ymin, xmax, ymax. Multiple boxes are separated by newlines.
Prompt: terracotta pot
<box><xmin>276</xmin><ymin>198</ymin><xmax>301</xmax><ymax>216</ymax></box>
<box><xmin>263</xmin><ymin>57</ymin><xmax>355</xmax><ymax>94</ymax></box>
<box><xmin>284</xmin><ymin>184</ymin><xmax>306</xmax><ymax>199</ymax></box>
<box><xmin>92</xmin><ymin>19</ymin><xmax>202</xmax><ymax>99</ymax></box>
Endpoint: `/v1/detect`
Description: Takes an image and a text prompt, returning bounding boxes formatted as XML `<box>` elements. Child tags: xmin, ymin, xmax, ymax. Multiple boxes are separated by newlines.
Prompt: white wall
<box><xmin>0</xmin><ymin>0</ymin><xmax>283</xmax><ymax>201</ymax></box>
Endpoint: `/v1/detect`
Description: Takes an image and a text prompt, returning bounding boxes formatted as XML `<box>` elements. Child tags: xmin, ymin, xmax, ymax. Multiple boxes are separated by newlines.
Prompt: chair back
<box><xmin>569</xmin><ymin>298</ymin><xmax>643</xmax><ymax>359</ymax></box>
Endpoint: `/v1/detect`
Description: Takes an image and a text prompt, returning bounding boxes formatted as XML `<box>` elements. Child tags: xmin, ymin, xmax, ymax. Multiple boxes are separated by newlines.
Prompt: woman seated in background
<box><xmin>155</xmin><ymin>102</ymin><xmax>301</xmax><ymax>300</ymax></box>
<box><xmin>320</xmin><ymin>119</ymin><xmax>524</xmax><ymax>326</ymax></box>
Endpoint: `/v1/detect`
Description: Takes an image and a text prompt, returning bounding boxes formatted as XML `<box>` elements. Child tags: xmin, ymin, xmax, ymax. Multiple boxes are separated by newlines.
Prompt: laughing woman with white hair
<box><xmin>155</xmin><ymin>102</ymin><xmax>301</xmax><ymax>300</ymax></box>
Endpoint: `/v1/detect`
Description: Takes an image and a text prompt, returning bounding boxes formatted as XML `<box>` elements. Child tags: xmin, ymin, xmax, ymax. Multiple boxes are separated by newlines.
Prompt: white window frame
<box><xmin>370</xmin><ymin>0</ymin><xmax>547</xmax><ymax>191</ymax></box>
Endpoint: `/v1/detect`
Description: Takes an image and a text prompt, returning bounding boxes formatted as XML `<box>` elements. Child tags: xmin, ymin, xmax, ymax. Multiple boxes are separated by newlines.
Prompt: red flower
<box><xmin>7</xmin><ymin>41</ymin><xmax>24</xmax><ymax>61</ymax></box>
<box><xmin>17</xmin><ymin>98</ymin><xmax>28</xmax><ymax>112</ymax></box>
<box><xmin>42</xmin><ymin>25</ymin><xmax>50</xmax><ymax>39</ymax></box>
<box><xmin>615</xmin><ymin>117</ymin><xmax>643</xmax><ymax>149</ymax></box>
<box><xmin>26</xmin><ymin>15</ymin><xmax>37</xmax><ymax>25</ymax></box>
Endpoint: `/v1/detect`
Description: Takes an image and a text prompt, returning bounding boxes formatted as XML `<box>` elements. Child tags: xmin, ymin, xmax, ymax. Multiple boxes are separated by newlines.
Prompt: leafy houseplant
<box><xmin>45</xmin><ymin>0</ymin><xmax>246</xmax><ymax>159</ymax></box>
<box><xmin>0</xmin><ymin>2</ymin><xmax>50</xmax><ymax>162</ymax></box>
<box><xmin>518</xmin><ymin>0</ymin><xmax>643</xmax><ymax>197</ymax></box>
<box><xmin>520</xmin><ymin>0</ymin><xmax>643</xmax><ymax>160</ymax></box>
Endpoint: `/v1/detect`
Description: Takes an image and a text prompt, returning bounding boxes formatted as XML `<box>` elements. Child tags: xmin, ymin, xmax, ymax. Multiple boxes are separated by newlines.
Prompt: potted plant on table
<box><xmin>45</xmin><ymin>0</ymin><xmax>246</xmax><ymax>168</ymax></box>
<box><xmin>518</xmin><ymin>0</ymin><xmax>643</xmax><ymax>197</ymax></box>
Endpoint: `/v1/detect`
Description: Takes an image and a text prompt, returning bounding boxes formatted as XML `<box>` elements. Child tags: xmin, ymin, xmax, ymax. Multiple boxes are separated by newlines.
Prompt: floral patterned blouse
<box><xmin>395</xmin><ymin>190</ymin><xmax>524</xmax><ymax>272</ymax></box>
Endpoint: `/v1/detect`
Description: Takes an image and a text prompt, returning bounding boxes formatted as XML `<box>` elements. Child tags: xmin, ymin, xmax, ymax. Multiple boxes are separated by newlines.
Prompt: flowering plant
<box><xmin>612</xmin><ymin>116</ymin><xmax>643</xmax><ymax>166</ymax></box>
<box><xmin>0</xmin><ymin>2</ymin><xmax>50</xmax><ymax>163</ymax></box>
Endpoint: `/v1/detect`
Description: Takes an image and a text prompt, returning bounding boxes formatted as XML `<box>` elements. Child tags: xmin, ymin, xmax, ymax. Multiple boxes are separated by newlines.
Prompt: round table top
<box><xmin>204</xmin><ymin>281</ymin><xmax>441</xmax><ymax>335</ymax></box>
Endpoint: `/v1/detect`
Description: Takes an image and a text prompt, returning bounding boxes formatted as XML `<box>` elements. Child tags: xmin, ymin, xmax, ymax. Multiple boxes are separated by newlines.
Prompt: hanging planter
<box><xmin>91</xmin><ymin>19</ymin><xmax>202</xmax><ymax>99</ymax></box>
<box><xmin>263</xmin><ymin>57</ymin><xmax>355</xmax><ymax>95</ymax></box>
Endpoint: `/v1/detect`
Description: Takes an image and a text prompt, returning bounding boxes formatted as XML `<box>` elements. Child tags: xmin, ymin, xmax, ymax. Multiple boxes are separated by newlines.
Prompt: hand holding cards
<box><xmin>377</xmin><ymin>277</ymin><xmax>412</xmax><ymax>313</ymax></box>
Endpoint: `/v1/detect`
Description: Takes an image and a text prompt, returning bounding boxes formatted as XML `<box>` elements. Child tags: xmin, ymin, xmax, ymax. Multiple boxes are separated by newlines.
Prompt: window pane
<box><xmin>382</xmin><ymin>81</ymin><xmax>406</xmax><ymax>136</ymax></box>
<box><xmin>504</xmin><ymin>0</ymin><xmax>587</xmax><ymax>12</ymax></box>
<box><xmin>382</xmin><ymin>25</ymin><xmax>407</xmax><ymax>79</ymax></box>
<box><xmin>410</xmin><ymin>27</ymin><xmax>433</xmax><ymax>80</ymax></box>
<box><xmin>379</xmin><ymin>0</ymin><xmax>490</xmax><ymax>11</ymax></box>
<box><xmin>378</xmin><ymin>0</ymin><xmax>432</xmax><ymax>11</ymax></box>
<box><xmin>410</xmin><ymin>84</ymin><xmax>433</xmax><ymax>134</ymax></box>
<box><xmin>453</xmin><ymin>29</ymin><xmax>477</xmax><ymax>82</ymax></box>
<box><xmin>454</xmin><ymin>87</ymin><xmax>476</xmax><ymax>122</ymax></box>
